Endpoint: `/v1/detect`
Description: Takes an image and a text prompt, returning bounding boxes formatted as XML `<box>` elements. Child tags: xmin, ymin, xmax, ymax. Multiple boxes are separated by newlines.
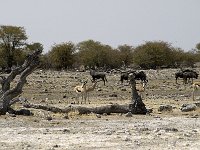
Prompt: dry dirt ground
<box><xmin>0</xmin><ymin>68</ymin><xmax>200</xmax><ymax>150</ymax></box>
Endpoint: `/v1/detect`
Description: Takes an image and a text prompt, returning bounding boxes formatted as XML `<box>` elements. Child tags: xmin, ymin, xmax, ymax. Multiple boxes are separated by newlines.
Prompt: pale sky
<box><xmin>1</xmin><ymin>0</ymin><xmax>200</xmax><ymax>53</ymax></box>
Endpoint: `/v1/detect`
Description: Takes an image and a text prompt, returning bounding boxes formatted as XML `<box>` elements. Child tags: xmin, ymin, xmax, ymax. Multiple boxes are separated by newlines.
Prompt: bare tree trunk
<box><xmin>0</xmin><ymin>50</ymin><xmax>41</xmax><ymax>115</ymax></box>
<box><xmin>129</xmin><ymin>73</ymin><xmax>147</xmax><ymax>114</ymax></box>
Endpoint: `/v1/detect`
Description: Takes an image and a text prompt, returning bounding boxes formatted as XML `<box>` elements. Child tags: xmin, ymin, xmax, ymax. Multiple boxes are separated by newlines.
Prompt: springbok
<box><xmin>192</xmin><ymin>82</ymin><xmax>200</xmax><ymax>101</ymax></box>
<box><xmin>85</xmin><ymin>80</ymin><xmax>98</xmax><ymax>104</ymax></box>
<box><xmin>74</xmin><ymin>80</ymin><xmax>87</xmax><ymax>104</ymax></box>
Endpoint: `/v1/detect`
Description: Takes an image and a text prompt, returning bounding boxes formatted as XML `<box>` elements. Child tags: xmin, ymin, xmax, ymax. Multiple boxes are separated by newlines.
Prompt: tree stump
<box><xmin>128</xmin><ymin>73</ymin><xmax>147</xmax><ymax>114</ymax></box>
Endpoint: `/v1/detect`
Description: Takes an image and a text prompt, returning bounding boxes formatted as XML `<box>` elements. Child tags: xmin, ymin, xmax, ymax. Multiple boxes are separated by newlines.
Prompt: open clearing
<box><xmin>0</xmin><ymin>68</ymin><xmax>200</xmax><ymax>150</ymax></box>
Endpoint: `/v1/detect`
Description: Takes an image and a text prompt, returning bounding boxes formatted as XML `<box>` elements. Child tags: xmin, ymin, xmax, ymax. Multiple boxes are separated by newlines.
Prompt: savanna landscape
<box><xmin>0</xmin><ymin>68</ymin><xmax>200</xmax><ymax>150</ymax></box>
<box><xmin>1</xmin><ymin>1</ymin><xmax>200</xmax><ymax>149</ymax></box>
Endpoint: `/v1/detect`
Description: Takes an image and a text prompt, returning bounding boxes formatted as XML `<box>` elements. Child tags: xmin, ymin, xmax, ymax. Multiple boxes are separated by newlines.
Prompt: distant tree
<box><xmin>0</xmin><ymin>46</ymin><xmax>7</xmax><ymax>68</ymax></box>
<box><xmin>196</xmin><ymin>43</ymin><xmax>200</xmax><ymax>51</ymax></box>
<box><xmin>117</xmin><ymin>44</ymin><xmax>134</xmax><ymax>67</ymax></box>
<box><xmin>133</xmin><ymin>41</ymin><xmax>174</xmax><ymax>69</ymax></box>
<box><xmin>107</xmin><ymin>48</ymin><xmax>121</xmax><ymax>68</ymax></box>
<box><xmin>170</xmin><ymin>48</ymin><xmax>185</xmax><ymax>67</ymax></box>
<box><xmin>39</xmin><ymin>54</ymin><xmax>51</xmax><ymax>69</ymax></box>
<box><xmin>182</xmin><ymin>50</ymin><xmax>196</xmax><ymax>67</ymax></box>
<box><xmin>47</xmin><ymin>42</ymin><xmax>75</xmax><ymax>70</ymax></box>
<box><xmin>26</xmin><ymin>42</ymin><xmax>43</xmax><ymax>53</ymax></box>
<box><xmin>77</xmin><ymin>40</ymin><xmax>115</xmax><ymax>68</ymax></box>
<box><xmin>0</xmin><ymin>25</ymin><xmax>27</xmax><ymax>70</ymax></box>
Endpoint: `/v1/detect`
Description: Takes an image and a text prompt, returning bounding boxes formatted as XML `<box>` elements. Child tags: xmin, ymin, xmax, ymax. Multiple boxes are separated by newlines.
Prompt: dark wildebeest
<box><xmin>182</xmin><ymin>71</ymin><xmax>198</xmax><ymax>84</ymax></box>
<box><xmin>120</xmin><ymin>71</ymin><xmax>148</xmax><ymax>84</ymax></box>
<box><xmin>90</xmin><ymin>69</ymin><xmax>107</xmax><ymax>85</ymax></box>
<box><xmin>175</xmin><ymin>69</ymin><xmax>198</xmax><ymax>84</ymax></box>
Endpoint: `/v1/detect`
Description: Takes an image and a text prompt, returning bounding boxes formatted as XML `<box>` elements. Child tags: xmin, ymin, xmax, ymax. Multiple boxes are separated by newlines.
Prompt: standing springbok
<box><xmin>74</xmin><ymin>80</ymin><xmax>87</xmax><ymax>104</ymax></box>
<box><xmin>192</xmin><ymin>82</ymin><xmax>200</xmax><ymax>101</ymax></box>
<box><xmin>85</xmin><ymin>80</ymin><xmax>98</xmax><ymax>104</ymax></box>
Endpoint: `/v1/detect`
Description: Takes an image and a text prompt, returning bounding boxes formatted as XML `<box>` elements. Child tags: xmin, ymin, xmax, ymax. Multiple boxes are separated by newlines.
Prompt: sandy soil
<box><xmin>0</xmin><ymin>68</ymin><xmax>200</xmax><ymax>150</ymax></box>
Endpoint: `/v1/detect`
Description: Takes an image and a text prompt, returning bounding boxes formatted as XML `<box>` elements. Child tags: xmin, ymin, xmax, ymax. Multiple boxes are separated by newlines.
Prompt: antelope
<box><xmin>74</xmin><ymin>80</ymin><xmax>87</xmax><ymax>104</ymax></box>
<box><xmin>192</xmin><ymin>82</ymin><xmax>200</xmax><ymax>101</ymax></box>
<box><xmin>90</xmin><ymin>69</ymin><xmax>107</xmax><ymax>85</ymax></box>
<box><xmin>120</xmin><ymin>70</ymin><xmax>148</xmax><ymax>84</ymax></box>
<box><xmin>85</xmin><ymin>80</ymin><xmax>98</xmax><ymax>104</ymax></box>
<box><xmin>175</xmin><ymin>69</ymin><xmax>198</xmax><ymax>84</ymax></box>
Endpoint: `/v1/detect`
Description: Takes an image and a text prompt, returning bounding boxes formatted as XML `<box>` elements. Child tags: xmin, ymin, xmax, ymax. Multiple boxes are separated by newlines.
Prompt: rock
<box><xmin>191</xmin><ymin>114</ymin><xmax>199</xmax><ymax>118</ymax></box>
<box><xmin>9</xmin><ymin>114</ymin><xmax>16</xmax><ymax>117</ymax></box>
<box><xmin>121</xmin><ymin>88</ymin><xmax>127</xmax><ymax>91</ymax></box>
<box><xmin>106</xmin><ymin>130</ymin><xmax>113</xmax><ymax>135</ymax></box>
<box><xmin>158</xmin><ymin>105</ymin><xmax>173</xmax><ymax>112</ymax></box>
<box><xmin>181</xmin><ymin>104</ymin><xmax>197</xmax><ymax>112</ymax></box>
<box><xmin>194</xmin><ymin>102</ymin><xmax>200</xmax><ymax>107</ymax></box>
<box><xmin>109</xmin><ymin>94</ymin><xmax>118</xmax><ymax>97</ymax></box>
<box><xmin>16</xmin><ymin>109</ymin><xmax>32</xmax><ymax>116</ymax></box>
<box><xmin>165</xmin><ymin>127</ymin><xmax>178</xmax><ymax>132</ymax></box>
<box><xmin>63</xmin><ymin>129</ymin><xmax>70</xmax><ymax>133</ymax></box>
<box><xmin>46</xmin><ymin>116</ymin><xmax>53</xmax><ymax>121</ymax></box>
<box><xmin>96</xmin><ymin>114</ymin><xmax>101</xmax><ymax>118</ymax></box>
<box><xmin>97</xmin><ymin>88</ymin><xmax>102</xmax><ymax>91</ymax></box>
<box><xmin>146</xmin><ymin>108</ymin><xmax>153</xmax><ymax>113</ymax></box>
<box><xmin>63</xmin><ymin>115</ymin><xmax>69</xmax><ymax>119</ymax></box>
<box><xmin>53</xmin><ymin>144</ymin><xmax>59</xmax><ymax>148</ymax></box>
<box><xmin>124</xmin><ymin>137</ymin><xmax>132</xmax><ymax>141</ymax></box>
<box><xmin>125</xmin><ymin>112</ymin><xmax>133</xmax><ymax>117</ymax></box>
<box><xmin>103</xmin><ymin>113</ymin><xmax>108</xmax><ymax>116</ymax></box>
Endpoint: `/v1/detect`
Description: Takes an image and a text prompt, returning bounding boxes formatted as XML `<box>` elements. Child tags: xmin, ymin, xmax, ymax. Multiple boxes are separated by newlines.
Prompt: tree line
<box><xmin>1</xmin><ymin>25</ymin><xmax>200</xmax><ymax>71</ymax></box>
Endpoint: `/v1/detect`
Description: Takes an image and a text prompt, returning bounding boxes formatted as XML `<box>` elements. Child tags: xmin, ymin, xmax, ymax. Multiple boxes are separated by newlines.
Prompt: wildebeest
<box><xmin>175</xmin><ymin>69</ymin><xmax>198</xmax><ymax>84</ymax></box>
<box><xmin>90</xmin><ymin>69</ymin><xmax>107</xmax><ymax>85</ymax></box>
<box><xmin>120</xmin><ymin>70</ymin><xmax>148</xmax><ymax>84</ymax></box>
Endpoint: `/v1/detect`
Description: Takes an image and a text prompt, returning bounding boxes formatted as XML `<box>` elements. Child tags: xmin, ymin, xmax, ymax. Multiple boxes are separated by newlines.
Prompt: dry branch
<box><xmin>0</xmin><ymin>50</ymin><xmax>41</xmax><ymax>115</ymax></box>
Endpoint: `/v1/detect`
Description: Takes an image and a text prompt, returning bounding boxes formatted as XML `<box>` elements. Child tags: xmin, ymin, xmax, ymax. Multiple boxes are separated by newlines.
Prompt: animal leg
<box><xmin>192</xmin><ymin>85</ymin><xmax>197</xmax><ymax>101</ymax></box>
<box><xmin>84</xmin><ymin>93</ymin><xmax>87</xmax><ymax>104</ymax></box>
<box><xmin>192</xmin><ymin>90</ymin><xmax>195</xmax><ymax>101</ymax></box>
<box><xmin>75</xmin><ymin>94</ymin><xmax>79</xmax><ymax>104</ymax></box>
<box><xmin>87</xmin><ymin>93</ymin><xmax>90</xmax><ymax>104</ymax></box>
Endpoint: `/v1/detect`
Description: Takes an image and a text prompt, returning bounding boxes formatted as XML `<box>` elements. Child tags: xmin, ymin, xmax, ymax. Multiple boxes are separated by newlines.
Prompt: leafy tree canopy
<box><xmin>133</xmin><ymin>41</ymin><xmax>174</xmax><ymax>69</ymax></box>
<box><xmin>0</xmin><ymin>25</ymin><xmax>28</xmax><ymax>69</ymax></box>
<box><xmin>47</xmin><ymin>42</ymin><xmax>75</xmax><ymax>69</ymax></box>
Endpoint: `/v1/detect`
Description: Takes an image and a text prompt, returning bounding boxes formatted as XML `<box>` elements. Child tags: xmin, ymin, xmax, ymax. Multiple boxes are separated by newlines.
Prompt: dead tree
<box><xmin>0</xmin><ymin>49</ymin><xmax>42</xmax><ymax>115</ymax></box>
<box><xmin>128</xmin><ymin>73</ymin><xmax>147</xmax><ymax>114</ymax></box>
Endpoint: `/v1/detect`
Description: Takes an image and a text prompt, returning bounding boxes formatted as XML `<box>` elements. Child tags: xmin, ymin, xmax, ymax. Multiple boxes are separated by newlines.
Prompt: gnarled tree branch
<box><xmin>0</xmin><ymin>49</ymin><xmax>41</xmax><ymax>115</ymax></box>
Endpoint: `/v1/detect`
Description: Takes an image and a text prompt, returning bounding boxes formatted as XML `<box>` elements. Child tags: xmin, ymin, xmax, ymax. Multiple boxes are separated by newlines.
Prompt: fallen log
<box><xmin>23</xmin><ymin>103</ymin><xmax>130</xmax><ymax>115</ymax></box>
<box><xmin>23</xmin><ymin>103</ymin><xmax>72</xmax><ymax>113</ymax></box>
<box><xmin>76</xmin><ymin>104</ymin><xmax>129</xmax><ymax>115</ymax></box>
